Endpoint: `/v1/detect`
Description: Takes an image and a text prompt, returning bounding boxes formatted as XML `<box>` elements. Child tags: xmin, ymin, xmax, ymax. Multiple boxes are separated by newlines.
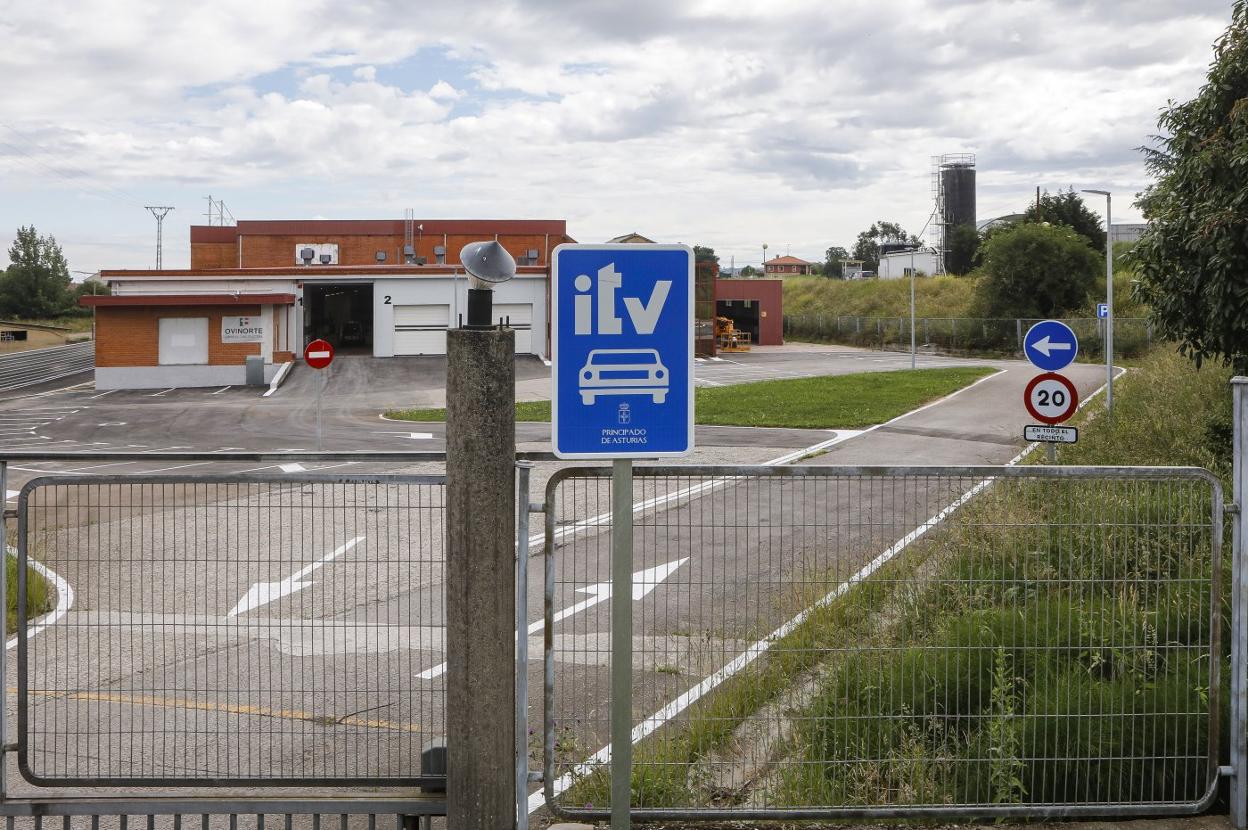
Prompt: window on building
<box><xmin>159</xmin><ymin>317</ymin><xmax>209</xmax><ymax>365</ymax></box>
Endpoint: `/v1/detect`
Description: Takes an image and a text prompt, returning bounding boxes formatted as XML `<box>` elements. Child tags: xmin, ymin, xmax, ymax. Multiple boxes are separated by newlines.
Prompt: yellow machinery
<box><xmin>715</xmin><ymin>316</ymin><xmax>752</xmax><ymax>352</ymax></box>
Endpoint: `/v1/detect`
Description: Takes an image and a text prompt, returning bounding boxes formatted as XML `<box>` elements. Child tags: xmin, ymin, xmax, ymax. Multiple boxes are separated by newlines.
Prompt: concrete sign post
<box><xmin>446</xmin><ymin>241</ymin><xmax>517</xmax><ymax>830</ymax></box>
<box><xmin>552</xmin><ymin>243</ymin><xmax>694</xmax><ymax>830</ymax></box>
<box><xmin>303</xmin><ymin>339</ymin><xmax>334</xmax><ymax>450</ymax></box>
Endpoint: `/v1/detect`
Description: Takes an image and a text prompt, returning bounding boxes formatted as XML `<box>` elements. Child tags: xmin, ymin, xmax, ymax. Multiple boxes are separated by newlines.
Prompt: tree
<box><xmin>693</xmin><ymin>245</ymin><xmax>719</xmax><ymax>265</ymax></box>
<box><xmin>739</xmin><ymin>265</ymin><xmax>758</xmax><ymax>277</ymax></box>
<box><xmin>2</xmin><ymin>226</ymin><xmax>72</xmax><ymax>318</ymax></box>
<box><xmin>974</xmin><ymin>222</ymin><xmax>1101</xmax><ymax>318</ymax></box>
<box><xmin>852</xmin><ymin>221</ymin><xmax>920</xmax><ymax>272</ymax></box>
<box><xmin>823</xmin><ymin>245</ymin><xmax>848</xmax><ymax>278</ymax></box>
<box><xmin>1131</xmin><ymin>2</ymin><xmax>1248</xmax><ymax>369</ymax></box>
<box><xmin>944</xmin><ymin>223</ymin><xmax>980</xmax><ymax>275</ymax></box>
<box><xmin>1024</xmin><ymin>187</ymin><xmax>1106</xmax><ymax>251</ymax></box>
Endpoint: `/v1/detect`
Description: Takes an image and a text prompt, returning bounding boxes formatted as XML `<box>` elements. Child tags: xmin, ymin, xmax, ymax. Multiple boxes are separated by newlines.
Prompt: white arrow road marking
<box><xmin>226</xmin><ymin>536</ymin><xmax>365</xmax><ymax>617</ymax></box>
<box><xmin>279</xmin><ymin>463</ymin><xmax>306</xmax><ymax>473</ymax></box>
<box><xmin>1031</xmin><ymin>335</ymin><xmax>1073</xmax><ymax>357</ymax></box>
<box><xmin>416</xmin><ymin>557</ymin><xmax>689</xmax><ymax>680</ymax></box>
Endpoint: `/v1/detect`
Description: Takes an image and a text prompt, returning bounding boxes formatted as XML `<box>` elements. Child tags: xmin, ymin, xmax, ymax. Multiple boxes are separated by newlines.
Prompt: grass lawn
<box><xmin>385</xmin><ymin>366</ymin><xmax>996</xmax><ymax>430</ymax></box>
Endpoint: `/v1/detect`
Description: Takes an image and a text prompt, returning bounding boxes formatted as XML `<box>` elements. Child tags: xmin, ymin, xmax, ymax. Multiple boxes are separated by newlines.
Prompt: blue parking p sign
<box><xmin>551</xmin><ymin>244</ymin><xmax>694</xmax><ymax>458</ymax></box>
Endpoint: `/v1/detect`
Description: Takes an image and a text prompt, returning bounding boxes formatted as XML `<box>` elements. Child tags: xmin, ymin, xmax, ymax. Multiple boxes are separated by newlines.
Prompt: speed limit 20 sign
<box><xmin>1024</xmin><ymin>372</ymin><xmax>1079</xmax><ymax>425</ymax></box>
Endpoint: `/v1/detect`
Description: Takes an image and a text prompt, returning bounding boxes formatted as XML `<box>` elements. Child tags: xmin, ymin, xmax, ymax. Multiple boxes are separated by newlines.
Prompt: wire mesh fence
<box><xmin>16</xmin><ymin>474</ymin><xmax>447</xmax><ymax>787</ymax></box>
<box><xmin>543</xmin><ymin>464</ymin><xmax>1224</xmax><ymax>819</ymax></box>
<box><xmin>782</xmin><ymin>315</ymin><xmax>1154</xmax><ymax>358</ymax></box>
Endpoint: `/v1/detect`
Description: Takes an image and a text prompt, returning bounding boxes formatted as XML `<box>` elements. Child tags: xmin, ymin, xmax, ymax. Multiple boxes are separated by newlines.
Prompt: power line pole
<box><xmin>145</xmin><ymin>206</ymin><xmax>174</xmax><ymax>269</ymax></box>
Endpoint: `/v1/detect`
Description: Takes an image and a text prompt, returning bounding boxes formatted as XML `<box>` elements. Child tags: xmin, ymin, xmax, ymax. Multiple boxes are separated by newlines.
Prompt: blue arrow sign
<box><xmin>1023</xmin><ymin>320</ymin><xmax>1079</xmax><ymax>372</ymax></box>
<box><xmin>551</xmin><ymin>244</ymin><xmax>694</xmax><ymax>459</ymax></box>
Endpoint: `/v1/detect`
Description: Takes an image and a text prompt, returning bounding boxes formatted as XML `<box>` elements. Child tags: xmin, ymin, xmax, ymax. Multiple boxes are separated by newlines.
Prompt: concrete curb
<box><xmin>262</xmin><ymin>361</ymin><xmax>294</xmax><ymax>397</ymax></box>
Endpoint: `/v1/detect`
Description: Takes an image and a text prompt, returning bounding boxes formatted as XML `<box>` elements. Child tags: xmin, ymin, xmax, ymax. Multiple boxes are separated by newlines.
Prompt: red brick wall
<box><xmin>190</xmin><ymin>242</ymin><xmax>237</xmax><ymax>269</ymax></box>
<box><xmin>96</xmin><ymin>306</ymin><xmax>263</xmax><ymax>367</ymax></box>
<box><xmin>714</xmin><ymin>279</ymin><xmax>784</xmax><ymax>346</ymax></box>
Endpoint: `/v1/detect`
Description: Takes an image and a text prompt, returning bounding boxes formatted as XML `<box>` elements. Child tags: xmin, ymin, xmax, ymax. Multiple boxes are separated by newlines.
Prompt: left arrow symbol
<box><xmin>227</xmin><ymin>536</ymin><xmax>365</xmax><ymax>617</ymax></box>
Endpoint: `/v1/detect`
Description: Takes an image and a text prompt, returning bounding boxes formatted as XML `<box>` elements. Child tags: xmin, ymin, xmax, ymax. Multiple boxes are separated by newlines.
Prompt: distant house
<box><xmin>878</xmin><ymin>248</ymin><xmax>939</xmax><ymax>279</ymax></box>
<box><xmin>763</xmin><ymin>255</ymin><xmax>814</xmax><ymax>276</ymax></box>
<box><xmin>606</xmin><ymin>233</ymin><xmax>656</xmax><ymax>244</ymax></box>
<box><xmin>842</xmin><ymin>259</ymin><xmax>866</xmax><ymax>279</ymax></box>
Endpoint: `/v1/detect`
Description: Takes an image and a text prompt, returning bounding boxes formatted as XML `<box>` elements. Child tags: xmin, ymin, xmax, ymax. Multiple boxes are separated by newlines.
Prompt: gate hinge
<box><xmin>1227</xmin><ymin>503</ymin><xmax>1241</xmax><ymax>517</ymax></box>
<box><xmin>2</xmin><ymin>743</ymin><xmax>15</xmax><ymax>754</ymax></box>
<box><xmin>1220</xmin><ymin>764</ymin><xmax>1234</xmax><ymax>778</ymax></box>
<box><xmin>2</xmin><ymin>509</ymin><xmax>14</xmax><ymax>520</ymax></box>
<box><xmin>528</xmin><ymin>770</ymin><xmax>544</xmax><ymax>783</ymax></box>
<box><xmin>528</xmin><ymin>502</ymin><xmax>545</xmax><ymax>514</ymax></box>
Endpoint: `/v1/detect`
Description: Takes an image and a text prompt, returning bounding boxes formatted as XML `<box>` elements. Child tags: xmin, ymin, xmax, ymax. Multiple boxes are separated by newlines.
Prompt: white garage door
<box><xmin>393</xmin><ymin>304</ymin><xmax>449</xmax><ymax>354</ymax></box>
<box><xmin>158</xmin><ymin>317</ymin><xmax>208</xmax><ymax>365</ymax></box>
<box><xmin>494</xmin><ymin>303</ymin><xmax>532</xmax><ymax>353</ymax></box>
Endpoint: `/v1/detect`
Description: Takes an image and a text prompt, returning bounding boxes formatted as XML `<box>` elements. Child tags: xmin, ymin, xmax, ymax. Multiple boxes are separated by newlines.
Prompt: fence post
<box><xmin>1016</xmin><ymin>319</ymin><xmax>1023</xmax><ymax>353</ymax></box>
<box><xmin>446</xmin><ymin>323</ymin><xmax>517</xmax><ymax>830</ymax></box>
<box><xmin>1233</xmin><ymin>378</ymin><xmax>1248</xmax><ymax>830</ymax></box>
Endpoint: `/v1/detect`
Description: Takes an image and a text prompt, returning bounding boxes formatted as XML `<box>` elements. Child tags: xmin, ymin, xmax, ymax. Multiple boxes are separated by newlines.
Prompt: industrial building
<box><xmin>87</xmin><ymin>218</ymin><xmax>572</xmax><ymax>389</ymax></box>
<box><xmin>878</xmin><ymin>249</ymin><xmax>939</xmax><ymax>279</ymax></box>
<box><xmin>715</xmin><ymin>279</ymin><xmax>783</xmax><ymax>346</ymax></box>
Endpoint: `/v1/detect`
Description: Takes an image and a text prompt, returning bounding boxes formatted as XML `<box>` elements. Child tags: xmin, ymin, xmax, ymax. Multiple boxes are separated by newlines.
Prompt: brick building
<box><xmin>763</xmin><ymin>255</ymin><xmax>814</xmax><ymax>276</ymax></box>
<box><xmin>87</xmin><ymin>218</ymin><xmax>572</xmax><ymax>389</ymax></box>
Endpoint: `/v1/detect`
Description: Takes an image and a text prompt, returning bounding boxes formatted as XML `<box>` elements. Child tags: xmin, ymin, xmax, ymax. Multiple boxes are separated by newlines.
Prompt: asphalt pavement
<box><xmin>0</xmin><ymin>345</ymin><xmax>1113</xmax><ymax>803</ymax></box>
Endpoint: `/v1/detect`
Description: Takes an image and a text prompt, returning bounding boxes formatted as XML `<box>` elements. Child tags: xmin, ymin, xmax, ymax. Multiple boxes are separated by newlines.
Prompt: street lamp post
<box><xmin>761</xmin><ymin>243</ymin><xmax>768</xmax><ymax>278</ymax></box>
<box><xmin>1081</xmin><ymin>189</ymin><xmax>1113</xmax><ymax>416</ymax></box>
<box><xmin>909</xmin><ymin>249</ymin><xmax>917</xmax><ymax>370</ymax></box>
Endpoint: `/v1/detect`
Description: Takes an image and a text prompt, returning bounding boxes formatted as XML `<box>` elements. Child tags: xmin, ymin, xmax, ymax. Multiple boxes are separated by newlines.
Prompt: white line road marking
<box><xmin>141</xmin><ymin>462</ymin><xmax>210</xmax><ymax>474</ymax></box>
<box><xmin>227</xmin><ymin>536</ymin><xmax>365</xmax><ymax>617</ymax></box>
<box><xmin>372</xmin><ymin>431</ymin><xmax>436</xmax><ymax>439</ymax></box>
<box><xmin>146</xmin><ymin>388</ymin><xmax>176</xmax><ymax>397</ymax></box>
<box><xmin>141</xmin><ymin>446</ymin><xmax>192</xmax><ymax>454</ymax></box>
<box><xmin>211</xmin><ymin>386</ymin><xmax>232</xmax><ymax>395</ymax></box>
<box><xmin>279</xmin><ymin>463</ymin><xmax>306</xmax><ymax>473</ymax></box>
<box><xmin>98</xmin><ymin>422</ymin><xmax>127</xmax><ymax>427</ymax></box>
<box><xmin>5</xmin><ymin>548</ymin><xmax>73</xmax><ymax>651</ymax></box>
<box><xmin>89</xmin><ymin>389</ymin><xmax>116</xmax><ymax>399</ymax></box>
<box><xmin>418</xmin><ymin>558</ymin><xmax>689</xmax><ymax>680</ymax></box>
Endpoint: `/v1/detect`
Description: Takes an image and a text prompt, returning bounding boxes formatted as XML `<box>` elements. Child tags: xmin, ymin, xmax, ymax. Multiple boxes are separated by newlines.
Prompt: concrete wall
<box><xmin>94</xmin><ymin>363</ymin><xmax>281</xmax><ymax>390</ymax></box>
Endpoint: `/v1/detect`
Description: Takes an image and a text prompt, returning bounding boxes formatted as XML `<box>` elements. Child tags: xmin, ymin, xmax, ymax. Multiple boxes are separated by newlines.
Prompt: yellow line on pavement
<box><xmin>17</xmin><ymin>688</ymin><xmax>423</xmax><ymax>733</ymax></box>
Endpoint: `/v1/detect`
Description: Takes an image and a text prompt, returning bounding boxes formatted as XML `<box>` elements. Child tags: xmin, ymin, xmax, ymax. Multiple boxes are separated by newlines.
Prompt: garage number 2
<box><xmin>384</xmin><ymin>295</ymin><xmax>392</xmax><ymax>304</ymax></box>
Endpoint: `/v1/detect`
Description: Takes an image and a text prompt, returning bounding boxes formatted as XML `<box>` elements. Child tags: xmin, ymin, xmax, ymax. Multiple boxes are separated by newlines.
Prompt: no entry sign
<box><xmin>304</xmin><ymin>339</ymin><xmax>334</xmax><ymax>370</ymax></box>
<box><xmin>1024</xmin><ymin>372</ymin><xmax>1079</xmax><ymax>425</ymax></box>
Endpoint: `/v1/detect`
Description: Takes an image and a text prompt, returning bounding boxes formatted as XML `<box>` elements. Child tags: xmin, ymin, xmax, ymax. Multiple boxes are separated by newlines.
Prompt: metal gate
<box><xmin>4</xmin><ymin>461</ymin><xmax>454</xmax><ymax>826</ymax></box>
<box><xmin>541</xmin><ymin>464</ymin><xmax>1226</xmax><ymax>820</ymax></box>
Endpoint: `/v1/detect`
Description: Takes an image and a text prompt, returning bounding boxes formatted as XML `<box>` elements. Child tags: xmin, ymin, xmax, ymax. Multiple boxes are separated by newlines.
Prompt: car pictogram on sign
<box><xmin>578</xmin><ymin>348</ymin><xmax>669</xmax><ymax>405</ymax></box>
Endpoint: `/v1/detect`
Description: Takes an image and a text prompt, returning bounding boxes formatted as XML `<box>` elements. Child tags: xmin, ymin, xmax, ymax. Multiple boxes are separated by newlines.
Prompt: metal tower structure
<box><xmin>203</xmin><ymin>195</ymin><xmax>235</xmax><ymax>227</ymax></box>
<box><xmin>145</xmin><ymin>206</ymin><xmax>175</xmax><ymax>269</ymax></box>
<box><xmin>928</xmin><ymin>153</ymin><xmax>976</xmax><ymax>275</ymax></box>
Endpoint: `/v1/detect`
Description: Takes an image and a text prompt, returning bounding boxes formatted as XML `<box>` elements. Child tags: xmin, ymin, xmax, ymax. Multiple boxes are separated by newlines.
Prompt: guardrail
<box><xmin>783</xmin><ymin>315</ymin><xmax>1153</xmax><ymax>357</ymax></box>
<box><xmin>0</xmin><ymin>341</ymin><xmax>94</xmax><ymax>392</ymax></box>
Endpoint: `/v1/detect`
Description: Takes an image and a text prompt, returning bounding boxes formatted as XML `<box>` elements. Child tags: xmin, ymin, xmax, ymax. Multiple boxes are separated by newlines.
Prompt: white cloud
<box><xmin>0</xmin><ymin>0</ymin><xmax>1232</xmax><ymax>271</ymax></box>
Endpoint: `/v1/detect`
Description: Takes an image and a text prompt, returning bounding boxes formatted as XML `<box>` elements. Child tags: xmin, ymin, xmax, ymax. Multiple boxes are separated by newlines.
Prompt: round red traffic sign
<box><xmin>304</xmin><ymin>338</ymin><xmax>334</xmax><ymax>370</ymax></box>
<box><xmin>1024</xmin><ymin>372</ymin><xmax>1079</xmax><ymax>425</ymax></box>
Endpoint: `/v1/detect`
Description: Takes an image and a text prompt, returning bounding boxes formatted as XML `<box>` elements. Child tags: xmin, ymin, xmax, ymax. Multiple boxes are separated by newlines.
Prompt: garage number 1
<box><xmin>551</xmin><ymin>244</ymin><xmax>694</xmax><ymax>459</ymax></box>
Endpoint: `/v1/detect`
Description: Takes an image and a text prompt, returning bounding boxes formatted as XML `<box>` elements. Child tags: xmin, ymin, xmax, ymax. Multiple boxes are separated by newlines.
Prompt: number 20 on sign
<box><xmin>1024</xmin><ymin>372</ymin><xmax>1079</xmax><ymax>425</ymax></box>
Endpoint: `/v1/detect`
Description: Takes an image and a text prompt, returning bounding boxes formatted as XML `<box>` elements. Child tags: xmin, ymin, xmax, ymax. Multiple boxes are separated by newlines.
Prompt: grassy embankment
<box><xmin>783</xmin><ymin>273</ymin><xmax>1152</xmax><ymax>359</ymax></box>
<box><xmin>5</xmin><ymin>554</ymin><xmax>52</xmax><ymax>635</ymax></box>
<box><xmin>385</xmin><ymin>367</ymin><xmax>995</xmax><ymax>430</ymax></box>
<box><xmin>557</xmin><ymin>348</ymin><xmax>1231</xmax><ymax>808</ymax></box>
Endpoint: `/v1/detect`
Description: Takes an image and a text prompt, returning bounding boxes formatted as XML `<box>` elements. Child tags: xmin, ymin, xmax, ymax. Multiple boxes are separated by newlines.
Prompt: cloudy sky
<box><xmin>0</xmin><ymin>0</ymin><xmax>1232</xmax><ymax>274</ymax></box>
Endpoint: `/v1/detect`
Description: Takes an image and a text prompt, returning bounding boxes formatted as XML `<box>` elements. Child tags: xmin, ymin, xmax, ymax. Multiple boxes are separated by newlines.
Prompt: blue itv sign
<box><xmin>551</xmin><ymin>244</ymin><xmax>694</xmax><ymax>459</ymax></box>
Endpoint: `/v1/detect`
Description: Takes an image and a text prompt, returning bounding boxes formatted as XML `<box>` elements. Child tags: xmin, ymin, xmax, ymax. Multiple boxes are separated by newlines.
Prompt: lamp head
<box><xmin>459</xmin><ymin>241</ymin><xmax>516</xmax><ymax>291</ymax></box>
<box><xmin>1081</xmin><ymin>189</ymin><xmax>1110</xmax><ymax>196</ymax></box>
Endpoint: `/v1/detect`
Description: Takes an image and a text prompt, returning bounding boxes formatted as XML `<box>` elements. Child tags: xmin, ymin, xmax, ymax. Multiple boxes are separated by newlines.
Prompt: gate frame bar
<box><xmin>543</xmin><ymin>462</ymin><xmax>1226</xmax><ymax>822</ymax></box>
